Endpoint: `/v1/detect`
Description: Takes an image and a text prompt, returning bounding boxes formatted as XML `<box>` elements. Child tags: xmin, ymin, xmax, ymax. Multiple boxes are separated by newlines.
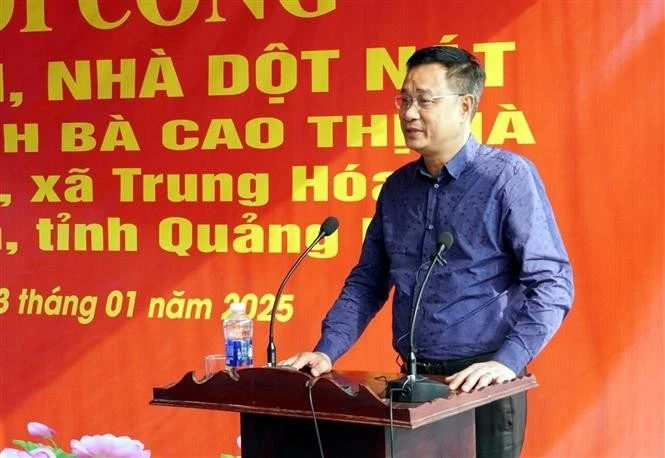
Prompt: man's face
<box><xmin>398</xmin><ymin>63</ymin><xmax>469</xmax><ymax>157</ymax></box>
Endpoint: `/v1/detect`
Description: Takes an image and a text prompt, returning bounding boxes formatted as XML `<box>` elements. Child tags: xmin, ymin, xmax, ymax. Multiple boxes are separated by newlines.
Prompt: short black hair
<box><xmin>407</xmin><ymin>46</ymin><xmax>486</xmax><ymax>116</ymax></box>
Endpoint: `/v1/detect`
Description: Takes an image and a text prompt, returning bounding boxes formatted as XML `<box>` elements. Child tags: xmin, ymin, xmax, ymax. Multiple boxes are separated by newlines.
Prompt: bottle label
<box><xmin>225</xmin><ymin>338</ymin><xmax>253</xmax><ymax>368</ymax></box>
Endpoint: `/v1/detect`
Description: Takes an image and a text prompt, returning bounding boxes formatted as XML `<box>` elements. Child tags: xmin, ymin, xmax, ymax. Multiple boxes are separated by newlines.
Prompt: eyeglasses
<box><xmin>394</xmin><ymin>93</ymin><xmax>465</xmax><ymax>111</ymax></box>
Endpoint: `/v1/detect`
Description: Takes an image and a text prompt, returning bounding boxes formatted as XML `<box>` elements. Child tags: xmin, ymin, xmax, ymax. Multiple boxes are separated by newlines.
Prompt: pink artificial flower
<box><xmin>0</xmin><ymin>449</ymin><xmax>32</xmax><ymax>458</ymax></box>
<box><xmin>26</xmin><ymin>423</ymin><xmax>55</xmax><ymax>440</ymax></box>
<box><xmin>0</xmin><ymin>448</ymin><xmax>55</xmax><ymax>458</ymax></box>
<box><xmin>70</xmin><ymin>434</ymin><xmax>150</xmax><ymax>458</ymax></box>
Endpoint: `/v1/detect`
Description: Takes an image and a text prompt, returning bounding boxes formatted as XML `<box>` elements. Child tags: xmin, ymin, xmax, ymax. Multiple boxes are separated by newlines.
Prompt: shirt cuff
<box><xmin>493</xmin><ymin>340</ymin><xmax>532</xmax><ymax>374</ymax></box>
<box><xmin>313</xmin><ymin>337</ymin><xmax>343</xmax><ymax>364</ymax></box>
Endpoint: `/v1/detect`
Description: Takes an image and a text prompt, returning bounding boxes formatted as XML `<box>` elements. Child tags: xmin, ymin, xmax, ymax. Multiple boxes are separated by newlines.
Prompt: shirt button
<box><xmin>434</xmin><ymin>183</ymin><xmax>439</xmax><ymax>189</ymax></box>
<box><xmin>428</xmin><ymin>224</ymin><xmax>434</xmax><ymax>230</ymax></box>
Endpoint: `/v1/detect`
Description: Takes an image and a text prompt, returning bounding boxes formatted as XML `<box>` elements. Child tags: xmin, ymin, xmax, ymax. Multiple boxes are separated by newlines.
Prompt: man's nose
<box><xmin>402</xmin><ymin>102</ymin><xmax>420</xmax><ymax>120</ymax></box>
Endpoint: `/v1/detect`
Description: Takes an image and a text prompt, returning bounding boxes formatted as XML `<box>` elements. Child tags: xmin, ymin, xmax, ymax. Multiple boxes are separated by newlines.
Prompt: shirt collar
<box><xmin>415</xmin><ymin>135</ymin><xmax>480</xmax><ymax>181</ymax></box>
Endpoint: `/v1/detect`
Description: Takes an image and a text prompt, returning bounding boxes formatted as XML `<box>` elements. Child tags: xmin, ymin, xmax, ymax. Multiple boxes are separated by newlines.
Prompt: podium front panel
<box><xmin>240</xmin><ymin>410</ymin><xmax>474</xmax><ymax>458</ymax></box>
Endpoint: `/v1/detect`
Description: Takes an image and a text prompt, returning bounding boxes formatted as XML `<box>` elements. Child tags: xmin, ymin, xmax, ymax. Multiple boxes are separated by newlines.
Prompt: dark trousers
<box><xmin>403</xmin><ymin>353</ymin><xmax>527</xmax><ymax>458</ymax></box>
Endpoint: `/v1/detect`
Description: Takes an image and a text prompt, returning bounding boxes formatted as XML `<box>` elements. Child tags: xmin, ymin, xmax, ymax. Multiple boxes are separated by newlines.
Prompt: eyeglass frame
<box><xmin>394</xmin><ymin>93</ymin><xmax>466</xmax><ymax>111</ymax></box>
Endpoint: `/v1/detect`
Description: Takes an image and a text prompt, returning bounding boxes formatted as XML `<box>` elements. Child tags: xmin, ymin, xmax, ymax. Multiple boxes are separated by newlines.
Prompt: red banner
<box><xmin>1</xmin><ymin>1</ymin><xmax>663</xmax><ymax>456</ymax></box>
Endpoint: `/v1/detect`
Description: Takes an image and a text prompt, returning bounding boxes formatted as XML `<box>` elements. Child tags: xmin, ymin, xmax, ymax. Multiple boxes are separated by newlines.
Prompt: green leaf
<box><xmin>11</xmin><ymin>440</ymin><xmax>76</xmax><ymax>458</ymax></box>
<box><xmin>12</xmin><ymin>439</ymin><xmax>45</xmax><ymax>451</ymax></box>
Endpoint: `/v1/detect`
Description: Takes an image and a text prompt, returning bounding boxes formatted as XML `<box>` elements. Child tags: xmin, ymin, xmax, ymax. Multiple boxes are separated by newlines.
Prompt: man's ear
<box><xmin>460</xmin><ymin>94</ymin><xmax>476</xmax><ymax>120</ymax></box>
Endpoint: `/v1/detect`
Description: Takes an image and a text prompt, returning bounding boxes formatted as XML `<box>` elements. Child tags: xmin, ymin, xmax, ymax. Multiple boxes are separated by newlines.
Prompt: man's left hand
<box><xmin>444</xmin><ymin>361</ymin><xmax>516</xmax><ymax>392</ymax></box>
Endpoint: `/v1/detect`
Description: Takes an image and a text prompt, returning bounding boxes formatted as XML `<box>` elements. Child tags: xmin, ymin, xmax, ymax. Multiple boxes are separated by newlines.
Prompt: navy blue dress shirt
<box><xmin>314</xmin><ymin>135</ymin><xmax>573</xmax><ymax>373</ymax></box>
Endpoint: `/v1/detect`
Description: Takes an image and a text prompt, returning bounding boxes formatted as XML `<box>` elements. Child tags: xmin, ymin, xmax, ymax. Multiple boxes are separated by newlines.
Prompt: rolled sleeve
<box><xmin>496</xmin><ymin>159</ymin><xmax>574</xmax><ymax>373</ymax></box>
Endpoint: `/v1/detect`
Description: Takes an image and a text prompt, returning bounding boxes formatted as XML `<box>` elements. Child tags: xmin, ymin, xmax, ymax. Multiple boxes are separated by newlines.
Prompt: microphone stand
<box><xmin>386</xmin><ymin>235</ymin><xmax>452</xmax><ymax>402</ymax></box>
<box><xmin>267</xmin><ymin>217</ymin><xmax>339</xmax><ymax>367</ymax></box>
<box><xmin>267</xmin><ymin>231</ymin><xmax>325</xmax><ymax>367</ymax></box>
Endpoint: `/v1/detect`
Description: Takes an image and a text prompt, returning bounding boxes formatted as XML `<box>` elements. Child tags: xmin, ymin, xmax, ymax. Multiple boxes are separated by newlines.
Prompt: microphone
<box><xmin>430</xmin><ymin>232</ymin><xmax>454</xmax><ymax>264</ymax></box>
<box><xmin>386</xmin><ymin>231</ymin><xmax>454</xmax><ymax>402</ymax></box>
<box><xmin>267</xmin><ymin>216</ymin><xmax>339</xmax><ymax>367</ymax></box>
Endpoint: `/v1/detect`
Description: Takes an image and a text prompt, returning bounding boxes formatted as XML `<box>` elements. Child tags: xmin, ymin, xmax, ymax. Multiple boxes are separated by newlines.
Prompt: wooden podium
<box><xmin>151</xmin><ymin>367</ymin><xmax>537</xmax><ymax>458</ymax></box>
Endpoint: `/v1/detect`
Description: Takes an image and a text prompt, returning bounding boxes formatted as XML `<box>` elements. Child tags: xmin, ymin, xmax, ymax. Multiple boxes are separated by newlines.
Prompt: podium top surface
<box><xmin>151</xmin><ymin>367</ymin><xmax>537</xmax><ymax>428</ymax></box>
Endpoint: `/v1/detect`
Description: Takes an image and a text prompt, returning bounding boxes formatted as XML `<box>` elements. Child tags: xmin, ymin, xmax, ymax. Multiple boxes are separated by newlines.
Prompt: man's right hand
<box><xmin>278</xmin><ymin>351</ymin><xmax>332</xmax><ymax>377</ymax></box>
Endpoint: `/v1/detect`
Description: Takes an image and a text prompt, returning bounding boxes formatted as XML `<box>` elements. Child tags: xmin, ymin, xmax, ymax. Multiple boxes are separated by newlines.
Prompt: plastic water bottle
<box><xmin>224</xmin><ymin>302</ymin><xmax>253</xmax><ymax>368</ymax></box>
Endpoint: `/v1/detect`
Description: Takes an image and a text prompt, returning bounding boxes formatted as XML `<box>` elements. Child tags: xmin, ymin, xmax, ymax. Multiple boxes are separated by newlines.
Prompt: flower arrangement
<box><xmin>0</xmin><ymin>422</ymin><xmax>150</xmax><ymax>458</ymax></box>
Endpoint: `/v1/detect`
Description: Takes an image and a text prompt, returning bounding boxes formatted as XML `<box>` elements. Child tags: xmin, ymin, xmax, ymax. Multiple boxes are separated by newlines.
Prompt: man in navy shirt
<box><xmin>283</xmin><ymin>46</ymin><xmax>573</xmax><ymax>457</ymax></box>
